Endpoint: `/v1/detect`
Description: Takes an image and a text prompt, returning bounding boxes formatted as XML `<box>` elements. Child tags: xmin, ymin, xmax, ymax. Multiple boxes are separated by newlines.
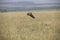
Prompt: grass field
<box><xmin>0</xmin><ymin>10</ymin><xmax>60</xmax><ymax>40</ymax></box>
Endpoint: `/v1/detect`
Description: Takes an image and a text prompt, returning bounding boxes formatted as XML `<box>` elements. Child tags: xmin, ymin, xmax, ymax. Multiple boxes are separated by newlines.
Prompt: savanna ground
<box><xmin>0</xmin><ymin>10</ymin><xmax>60</xmax><ymax>40</ymax></box>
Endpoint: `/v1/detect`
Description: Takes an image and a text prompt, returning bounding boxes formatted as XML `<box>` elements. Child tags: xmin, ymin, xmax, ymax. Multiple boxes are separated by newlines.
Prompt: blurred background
<box><xmin>0</xmin><ymin>0</ymin><xmax>60</xmax><ymax>11</ymax></box>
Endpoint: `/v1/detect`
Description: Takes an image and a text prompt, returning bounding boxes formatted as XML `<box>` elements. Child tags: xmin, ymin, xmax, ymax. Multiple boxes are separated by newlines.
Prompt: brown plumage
<box><xmin>27</xmin><ymin>12</ymin><xmax>35</xmax><ymax>19</ymax></box>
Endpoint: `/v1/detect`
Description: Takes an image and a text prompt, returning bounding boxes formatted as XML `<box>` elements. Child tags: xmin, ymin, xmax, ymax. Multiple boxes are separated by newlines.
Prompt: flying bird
<box><xmin>27</xmin><ymin>12</ymin><xmax>35</xmax><ymax>19</ymax></box>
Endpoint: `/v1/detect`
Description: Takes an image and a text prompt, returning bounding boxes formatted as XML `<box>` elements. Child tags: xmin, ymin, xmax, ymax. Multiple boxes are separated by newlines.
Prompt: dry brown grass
<box><xmin>0</xmin><ymin>10</ymin><xmax>60</xmax><ymax>40</ymax></box>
